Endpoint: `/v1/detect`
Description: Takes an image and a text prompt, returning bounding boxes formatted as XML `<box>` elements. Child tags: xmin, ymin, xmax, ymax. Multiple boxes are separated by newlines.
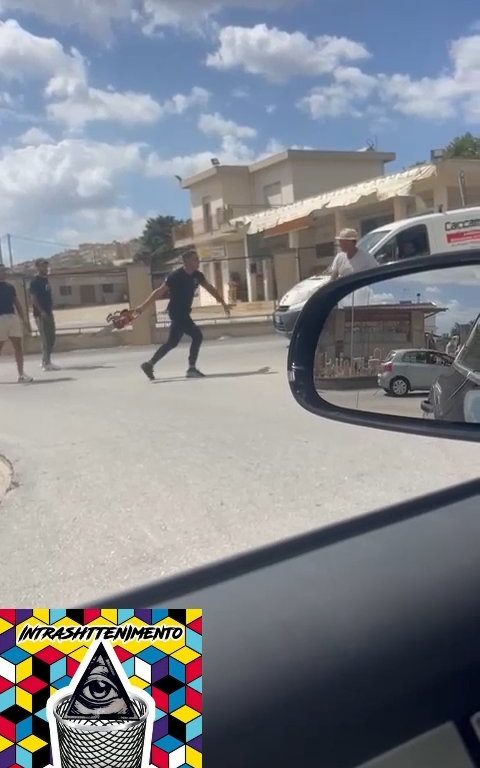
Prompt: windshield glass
<box><xmin>456</xmin><ymin>315</ymin><xmax>480</xmax><ymax>372</ymax></box>
<box><xmin>357</xmin><ymin>229</ymin><xmax>391</xmax><ymax>254</ymax></box>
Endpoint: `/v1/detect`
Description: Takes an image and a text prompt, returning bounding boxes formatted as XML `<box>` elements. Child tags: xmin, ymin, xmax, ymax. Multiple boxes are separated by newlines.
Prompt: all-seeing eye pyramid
<box><xmin>63</xmin><ymin>642</ymin><xmax>140</xmax><ymax>721</ymax></box>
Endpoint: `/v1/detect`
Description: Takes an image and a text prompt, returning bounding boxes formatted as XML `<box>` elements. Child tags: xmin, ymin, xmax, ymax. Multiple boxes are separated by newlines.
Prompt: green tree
<box><xmin>135</xmin><ymin>214</ymin><xmax>185</xmax><ymax>270</ymax></box>
<box><xmin>444</xmin><ymin>133</ymin><xmax>480</xmax><ymax>159</ymax></box>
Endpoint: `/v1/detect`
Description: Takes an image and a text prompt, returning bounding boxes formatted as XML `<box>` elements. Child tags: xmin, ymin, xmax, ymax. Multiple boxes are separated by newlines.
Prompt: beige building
<box><xmin>234</xmin><ymin>157</ymin><xmax>480</xmax><ymax>300</ymax></box>
<box><xmin>173</xmin><ymin>148</ymin><xmax>395</xmax><ymax>305</ymax></box>
<box><xmin>174</xmin><ymin>150</ymin><xmax>480</xmax><ymax>305</ymax></box>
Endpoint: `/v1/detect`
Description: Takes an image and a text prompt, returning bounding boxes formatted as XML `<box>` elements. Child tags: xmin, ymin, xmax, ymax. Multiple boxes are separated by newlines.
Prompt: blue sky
<box><xmin>0</xmin><ymin>0</ymin><xmax>479</xmax><ymax>262</ymax></box>
<box><xmin>347</xmin><ymin>265</ymin><xmax>480</xmax><ymax>333</ymax></box>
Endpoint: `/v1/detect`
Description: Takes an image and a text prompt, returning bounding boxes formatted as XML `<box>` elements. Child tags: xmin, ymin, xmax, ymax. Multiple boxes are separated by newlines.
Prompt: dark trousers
<box><xmin>150</xmin><ymin>314</ymin><xmax>203</xmax><ymax>368</ymax></box>
<box><xmin>36</xmin><ymin>313</ymin><xmax>56</xmax><ymax>365</ymax></box>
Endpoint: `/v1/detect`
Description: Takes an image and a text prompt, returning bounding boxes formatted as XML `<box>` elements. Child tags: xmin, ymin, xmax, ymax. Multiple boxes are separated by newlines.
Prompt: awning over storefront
<box><xmin>233</xmin><ymin>164</ymin><xmax>437</xmax><ymax>236</ymax></box>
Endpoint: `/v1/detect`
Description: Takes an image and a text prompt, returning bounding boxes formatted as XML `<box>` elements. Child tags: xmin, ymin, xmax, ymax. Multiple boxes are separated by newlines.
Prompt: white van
<box><xmin>273</xmin><ymin>206</ymin><xmax>480</xmax><ymax>336</ymax></box>
<box><xmin>358</xmin><ymin>206</ymin><xmax>480</xmax><ymax>264</ymax></box>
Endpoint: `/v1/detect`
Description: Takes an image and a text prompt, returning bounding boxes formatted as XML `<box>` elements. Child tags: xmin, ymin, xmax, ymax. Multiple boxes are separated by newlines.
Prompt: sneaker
<box><xmin>186</xmin><ymin>367</ymin><xmax>205</xmax><ymax>379</ymax></box>
<box><xmin>141</xmin><ymin>362</ymin><xmax>155</xmax><ymax>381</ymax></box>
<box><xmin>18</xmin><ymin>373</ymin><xmax>34</xmax><ymax>383</ymax></box>
<box><xmin>42</xmin><ymin>363</ymin><xmax>61</xmax><ymax>371</ymax></box>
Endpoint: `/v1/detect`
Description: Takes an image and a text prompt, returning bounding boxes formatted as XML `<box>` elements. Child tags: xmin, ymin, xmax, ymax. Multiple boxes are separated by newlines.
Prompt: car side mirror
<box><xmin>287</xmin><ymin>251</ymin><xmax>480</xmax><ymax>442</ymax></box>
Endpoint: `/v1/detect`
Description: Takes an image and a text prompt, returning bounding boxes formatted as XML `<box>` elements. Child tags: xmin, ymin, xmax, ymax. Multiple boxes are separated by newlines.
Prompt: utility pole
<box><xmin>6</xmin><ymin>234</ymin><xmax>13</xmax><ymax>268</ymax></box>
<box><xmin>0</xmin><ymin>238</ymin><xmax>3</xmax><ymax>266</ymax></box>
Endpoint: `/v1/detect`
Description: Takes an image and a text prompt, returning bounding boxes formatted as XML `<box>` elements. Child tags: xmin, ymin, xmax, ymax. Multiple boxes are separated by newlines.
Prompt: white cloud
<box><xmin>207</xmin><ymin>24</ymin><xmax>370</xmax><ymax>82</ymax></box>
<box><xmin>266</xmin><ymin>104</ymin><xmax>277</xmax><ymax>114</ymax></box>
<box><xmin>160</xmin><ymin>86</ymin><xmax>210</xmax><ymax>116</ymax></box>
<box><xmin>0</xmin><ymin>139</ymin><xmax>144</xmax><ymax>230</ymax></box>
<box><xmin>300</xmin><ymin>33</ymin><xmax>480</xmax><ymax>123</ymax></box>
<box><xmin>0</xmin><ymin>0</ymin><xmax>133</xmax><ymax>41</ymax></box>
<box><xmin>300</xmin><ymin>67</ymin><xmax>377</xmax><ymax>118</ymax></box>
<box><xmin>46</xmin><ymin>82</ymin><xmax>163</xmax><ymax>128</ymax></box>
<box><xmin>0</xmin><ymin>19</ymin><xmax>85</xmax><ymax>82</ymax></box>
<box><xmin>54</xmin><ymin>207</ymin><xmax>147</xmax><ymax>246</ymax></box>
<box><xmin>46</xmin><ymin>80</ymin><xmax>208</xmax><ymax>129</ymax></box>
<box><xmin>0</xmin><ymin>21</ymin><xmax>207</xmax><ymax>128</ymax></box>
<box><xmin>0</xmin><ymin>0</ymin><xmax>305</xmax><ymax>37</ymax></box>
<box><xmin>142</xmin><ymin>0</ymin><xmax>302</xmax><ymax>33</ymax></box>
<box><xmin>47</xmin><ymin>82</ymin><xmax>208</xmax><ymax>129</ymax></box>
<box><xmin>232</xmin><ymin>87</ymin><xmax>250</xmax><ymax>99</ymax></box>
<box><xmin>18</xmin><ymin>127</ymin><xmax>54</xmax><ymax>145</ymax></box>
<box><xmin>146</xmin><ymin>131</ymin><xmax>284</xmax><ymax>178</ymax></box>
<box><xmin>199</xmin><ymin>112</ymin><xmax>257</xmax><ymax>139</ymax></box>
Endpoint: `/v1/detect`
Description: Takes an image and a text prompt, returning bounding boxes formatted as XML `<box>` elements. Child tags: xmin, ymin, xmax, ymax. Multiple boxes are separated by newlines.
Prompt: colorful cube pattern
<box><xmin>0</xmin><ymin>609</ymin><xmax>202</xmax><ymax>768</ymax></box>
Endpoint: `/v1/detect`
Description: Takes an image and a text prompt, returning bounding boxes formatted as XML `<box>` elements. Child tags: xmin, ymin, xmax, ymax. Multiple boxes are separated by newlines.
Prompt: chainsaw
<box><xmin>106</xmin><ymin>309</ymin><xmax>139</xmax><ymax>330</ymax></box>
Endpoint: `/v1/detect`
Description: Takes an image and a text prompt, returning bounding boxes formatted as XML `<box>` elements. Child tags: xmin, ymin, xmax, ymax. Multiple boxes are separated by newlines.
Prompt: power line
<box><xmin>1</xmin><ymin>233</ymin><xmax>74</xmax><ymax>249</ymax></box>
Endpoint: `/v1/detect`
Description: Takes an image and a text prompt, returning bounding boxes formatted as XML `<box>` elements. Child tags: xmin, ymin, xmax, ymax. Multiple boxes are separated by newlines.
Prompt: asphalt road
<box><xmin>1</xmin><ymin>335</ymin><xmax>479</xmax><ymax>606</ymax></box>
<box><xmin>320</xmin><ymin>387</ymin><xmax>430</xmax><ymax>417</ymax></box>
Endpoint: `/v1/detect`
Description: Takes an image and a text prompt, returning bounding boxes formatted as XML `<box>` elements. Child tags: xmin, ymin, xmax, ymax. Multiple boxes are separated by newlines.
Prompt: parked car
<box><xmin>378</xmin><ymin>348</ymin><xmax>454</xmax><ymax>397</ymax></box>
<box><xmin>422</xmin><ymin>313</ymin><xmax>480</xmax><ymax>421</ymax></box>
<box><xmin>273</xmin><ymin>274</ymin><xmax>330</xmax><ymax>337</ymax></box>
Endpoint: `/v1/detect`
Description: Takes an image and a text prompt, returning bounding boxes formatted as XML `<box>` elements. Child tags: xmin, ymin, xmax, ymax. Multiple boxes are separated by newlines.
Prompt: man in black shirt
<box><xmin>30</xmin><ymin>258</ymin><xmax>59</xmax><ymax>371</ymax></box>
<box><xmin>0</xmin><ymin>264</ymin><xmax>33</xmax><ymax>382</ymax></box>
<box><xmin>135</xmin><ymin>251</ymin><xmax>230</xmax><ymax>380</ymax></box>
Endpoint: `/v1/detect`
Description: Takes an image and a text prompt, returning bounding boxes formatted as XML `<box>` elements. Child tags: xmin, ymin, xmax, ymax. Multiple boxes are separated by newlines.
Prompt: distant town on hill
<box><xmin>15</xmin><ymin>238</ymin><xmax>142</xmax><ymax>273</ymax></box>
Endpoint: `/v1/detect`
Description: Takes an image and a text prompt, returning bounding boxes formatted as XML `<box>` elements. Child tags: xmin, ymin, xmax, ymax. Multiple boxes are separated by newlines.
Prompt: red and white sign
<box><xmin>446</xmin><ymin>229</ymin><xmax>480</xmax><ymax>244</ymax></box>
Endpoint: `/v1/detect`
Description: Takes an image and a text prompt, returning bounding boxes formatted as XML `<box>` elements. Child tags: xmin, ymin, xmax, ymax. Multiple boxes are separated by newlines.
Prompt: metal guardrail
<box><xmin>156</xmin><ymin>313</ymin><xmax>273</xmax><ymax>328</ymax></box>
<box><xmin>29</xmin><ymin>314</ymin><xmax>274</xmax><ymax>336</ymax></box>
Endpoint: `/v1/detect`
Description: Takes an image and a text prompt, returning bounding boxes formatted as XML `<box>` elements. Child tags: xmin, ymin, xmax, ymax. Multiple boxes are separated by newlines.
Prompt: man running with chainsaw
<box><xmin>135</xmin><ymin>251</ymin><xmax>230</xmax><ymax>380</ymax></box>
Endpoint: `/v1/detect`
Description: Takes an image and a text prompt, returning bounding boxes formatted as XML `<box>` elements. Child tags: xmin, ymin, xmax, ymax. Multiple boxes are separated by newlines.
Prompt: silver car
<box><xmin>273</xmin><ymin>275</ymin><xmax>331</xmax><ymax>337</ymax></box>
<box><xmin>378</xmin><ymin>349</ymin><xmax>454</xmax><ymax>397</ymax></box>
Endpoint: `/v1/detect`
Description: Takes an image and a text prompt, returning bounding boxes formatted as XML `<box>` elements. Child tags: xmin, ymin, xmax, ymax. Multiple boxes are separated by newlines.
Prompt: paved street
<box><xmin>321</xmin><ymin>387</ymin><xmax>430</xmax><ymax>418</ymax></box>
<box><xmin>1</xmin><ymin>335</ymin><xmax>479</xmax><ymax>606</ymax></box>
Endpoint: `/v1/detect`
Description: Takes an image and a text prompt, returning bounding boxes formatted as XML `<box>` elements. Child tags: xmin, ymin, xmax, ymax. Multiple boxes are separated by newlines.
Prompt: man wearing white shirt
<box><xmin>330</xmin><ymin>228</ymin><xmax>378</xmax><ymax>280</ymax></box>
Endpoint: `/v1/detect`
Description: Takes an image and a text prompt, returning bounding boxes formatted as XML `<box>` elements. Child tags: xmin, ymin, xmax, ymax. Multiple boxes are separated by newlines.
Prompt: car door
<box><xmin>424</xmin><ymin>352</ymin><xmax>452</xmax><ymax>390</ymax></box>
<box><xmin>400</xmin><ymin>351</ymin><xmax>428</xmax><ymax>389</ymax></box>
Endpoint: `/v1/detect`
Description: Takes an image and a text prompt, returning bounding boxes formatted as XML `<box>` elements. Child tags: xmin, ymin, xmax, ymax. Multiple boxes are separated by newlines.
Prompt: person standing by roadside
<box><xmin>329</xmin><ymin>228</ymin><xmax>378</xmax><ymax>279</ymax></box>
<box><xmin>29</xmin><ymin>258</ymin><xmax>59</xmax><ymax>371</ymax></box>
<box><xmin>446</xmin><ymin>335</ymin><xmax>459</xmax><ymax>357</ymax></box>
<box><xmin>0</xmin><ymin>264</ymin><xmax>33</xmax><ymax>382</ymax></box>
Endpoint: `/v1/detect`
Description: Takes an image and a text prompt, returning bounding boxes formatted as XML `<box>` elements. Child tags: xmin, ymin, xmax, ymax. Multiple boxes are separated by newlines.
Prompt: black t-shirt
<box><xmin>0</xmin><ymin>282</ymin><xmax>16</xmax><ymax>316</ymax></box>
<box><xmin>30</xmin><ymin>276</ymin><xmax>53</xmax><ymax>316</ymax></box>
<box><xmin>166</xmin><ymin>268</ymin><xmax>207</xmax><ymax>316</ymax></box>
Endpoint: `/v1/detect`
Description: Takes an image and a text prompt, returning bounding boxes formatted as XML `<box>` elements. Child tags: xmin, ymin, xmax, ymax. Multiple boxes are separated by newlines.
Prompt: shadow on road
<box><xmin>0</xmin><ymin>377</ymin><xmax>76</xmax><ymax>386</ymax></box>
<box><xmin>61</xmin><ymin>365</ymin><xmax>115</xmax><ymax>371</ymax></box>
<box><xmin>153</xmin><ymin>367</ymin><xmax>276</xmax><ymax>384</ymax></box>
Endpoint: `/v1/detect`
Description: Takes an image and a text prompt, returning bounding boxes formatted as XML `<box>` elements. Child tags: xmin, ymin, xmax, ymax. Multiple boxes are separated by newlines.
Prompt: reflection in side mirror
<box><xmin>314</xmin><ymin>264</ymin><xmax>480</xmax><ymax>425</ymax></box>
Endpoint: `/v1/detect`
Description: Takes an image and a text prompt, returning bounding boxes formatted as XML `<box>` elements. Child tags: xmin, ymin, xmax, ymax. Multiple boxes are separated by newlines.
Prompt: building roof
<box><xmin>349</xmin><ymin>302</ymin><xmax>447</xmax><ymax>318</ymax></box>
<box><xmin>233</xmin><ymin>164</ymin><xmax>438</xmax><ymax>235</ymax></box>
<box><xmin>181</xmin><ymin>148</ymin><xmax>396</xmax><ymax>189</ymax></box>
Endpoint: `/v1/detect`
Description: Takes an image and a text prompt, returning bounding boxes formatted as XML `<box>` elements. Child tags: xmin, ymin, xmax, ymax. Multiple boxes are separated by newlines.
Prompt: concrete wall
<box><xmin>448</xmin><ymin>185</ymin><xmax>480</xmax><ymax>209</ymax></box>
<box><xmin>190</xmin><ymin>176</ymin><xmax>225</xmax><ymax>234</ymax></box>
<box><xmin>219</xmin><ymin>170</ymin><xmax>253</xmax><ymax>211</ymax></box>
<box><xmin>252</xmin><ymin>161</ymin><xmax>294</xmax><ymax>206</ymax></box>
<box><xmin>189</xmin><ymin>170</ymin><xmax>253</xmax><ymax>232</ymax></box>
<box><xmin>291</xmin><ymin>156</ymin><xmax>388</xmax><ymax>201</ymax></box>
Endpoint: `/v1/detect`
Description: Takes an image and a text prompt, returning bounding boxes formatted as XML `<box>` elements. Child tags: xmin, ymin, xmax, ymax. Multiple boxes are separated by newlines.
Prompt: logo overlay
<box><xmin>0</xmin><ymin>609</ymin><xmax>203</xmax><ymax>768</ymax></box>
